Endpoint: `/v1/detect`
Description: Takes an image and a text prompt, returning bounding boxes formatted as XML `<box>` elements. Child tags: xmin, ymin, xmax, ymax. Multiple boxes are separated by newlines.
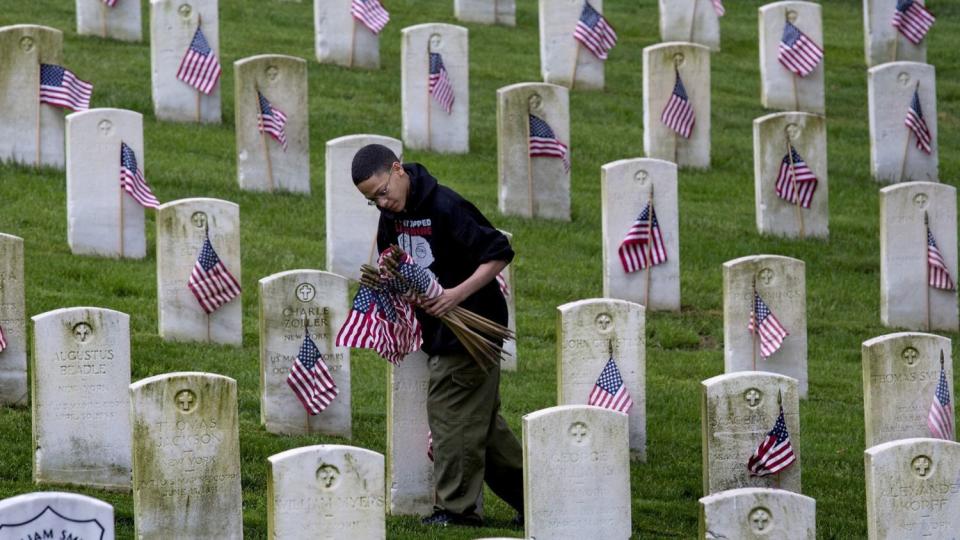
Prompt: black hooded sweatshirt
<box><xmin>375</xmin><ymin>163</ymin><xmax>514</xmax><ymax>356</ymax></box>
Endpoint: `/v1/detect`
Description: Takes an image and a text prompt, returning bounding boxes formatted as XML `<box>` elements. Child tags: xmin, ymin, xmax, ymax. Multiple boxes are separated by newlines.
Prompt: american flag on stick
<box><xmin>749</xmin><ymin>292</ymin><xmax>788</xmax><ymax>358</ymax></box>
<box><xmin>661</xmin><ymin>70</ymin><xmax>695</xmax><ymax>139</ymax></box>
<box><xmin>618</xmin><ymin>202</ymin><xmax>666</xmax><ymax>273</ymax></box>
<box><xmin>257</xmin><ymin>91</ymin><xmax>288</xmax><ymax>151</ymax></box>
<box><xmin>573</xmin><ymin>1</ymin><xmax>618</xmax><ymax>61</ymax></box>
<box><xmin>927</xmin><ymin>352</ymin><xmax>954</xmax><ymax>440</ymax></box>
<box><xmin>893</xmin><ymin>0</ymin><xmax>935</xmax><ymax>45</ymax></box>
<box><xmin>120</xmin><ymin>143</ymin><xmax>160</xmax><ymax>209</ymax></box>
<box><xmin>588</xmin><ymin>356</ymin><xmax>634</xmax><ymax>413</ymax></box>
<box><xmin>747</xmin><ymin>404</ymin><xmax>797</xmax><ymax>476</ymax></box>
<box><xmin>336</xmin><ymin>284</ymin><xmax>421</xmax><ymax>365</ymax></box>
<box><xmin>187</xmin><ymin>233</ymin><xmax>241</xmax><ymax>314</ymax></box>
<box><xmin>351</xmin><ymin>0</ymin><xmax>390</xmax><ymax>34</ymax></box>
<box><xmin>428</xmin><ymin>52</ymin><xmax>455</xmax><ymax>115</ymax></box>
<box><xmin>176</xmin><ymin>24</ymin><xmax>221</xmax><ymax>95</ymax></box>
<box><xmin>39</xmin><ymin>64</ymin><xmax>93</xmax><ymax>112</ymax></box>
<box><xmin>777</xmin><ymin>21</ymin><xmax>823</xmax><ymax>78</ymax></box>
<box><xmin>287</xmin><ymin>324</ymin><xmax>339</xmax><ymax>415</ymax></box>
<box><xmin>529</xmin><ymin>114</ymin><xmax>570</xmax><ymax>172</ymax></box>
<box><xmin>905</xmin><ymin>87</ymin><xmax>933</xmax><ymax>155</ymax></box>
<box><xmin>711</xmin><ymin>0</ymin><xmax>725</xmax><ymax>17</ymax></box>
<box><xmin>0</xmin><ymin>324</ymin><xmax>7</xmax><ymax>353</ymax></box>
<box><xmin>927</xmin><ymin>223</ymin><xmax>955</xmax><ymax>291</ymax></box>
<box><xmin>775</xmin><ymin>146</ymin><xmax>818</xmax><ymax>209</ymax></box>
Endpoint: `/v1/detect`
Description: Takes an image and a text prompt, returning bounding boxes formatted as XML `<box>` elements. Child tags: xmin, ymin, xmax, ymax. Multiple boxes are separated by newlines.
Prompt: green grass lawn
<box><xmin>1</xmin><ymin>0</ymin><xmax>959</xmax><ymax>537</ymax></box>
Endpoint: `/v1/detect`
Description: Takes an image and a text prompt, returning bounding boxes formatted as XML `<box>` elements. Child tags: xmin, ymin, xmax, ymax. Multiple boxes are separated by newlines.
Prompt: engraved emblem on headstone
<box><xmin>191</xmin><ymin>212</ymin><xmax>207</xmax><ymax>229</ymax></box>
<box><xmin>749</xmin><ymin>507</ymin><xmax>772</xmax><ymax>533</ymax></box>
<box><xmin>178</xmin><ymin>4</ymin><xmax>192</xmax><ymax>18</ymax></box>
<box><xmin>758</xmin><ymin>268</ymin><xmax>775</xmax><ymax>286</ymax></box>
<box><xmin>175</xmin><ymin>389</ymin><xmax>197</xmax><ymax>413</ymax></box>
<box><xmin>527</xmin><ymin>93</ymin><xmax>542</xmax><ymax>113</ymax></box>
<box><xmin>786</xmin><ymin>10</ymin><xmax>798</xmax><ymax>23</ymax></box>
<box><xmin>72</xmin><ymin>322</ymin><xmax>93</xmax><ymax>344</ymax></box>
<box><xmin>902</xmin><ymin>347</ymin><xmax>919</xmax><ymax>367</ymax></box>
<box><xmin>672</xmin><ymin>53</ymin><xmax>685</xmax><ymax>67</ymax></box>
<box><xmin>595</xmin><ymin>313</ymin><xmax>613</xmax><ymax>333</ymax></box>
<box><xmin>316</xmin><ymin>463</ymin><xmax>341</xmax><ymax>490</ymax></box>
<box><xmin>266</xmin><ymin>65</ymin><xmax>279</xmax><ymax>82</ymax></box>
<box><xmin>19</xmin><ymin>36</ymin><xmax>34</xmax><ymax>52</ymax></box>
<box><xmin>295</xmin><ymin>283</ymin><xmax>316</xmax><ymax>303</ymax></box>
<box><xmin>785</xmin><ymin>123</ymin><xmax>801</xmax><ymax>141</ymax></box>
<box><xmin>898</xmin><ymin>72</ymin><xmax>911</xmax><ymax>87</ymax></box>
<box><xmin>744</xmin><ymin>388</ymin><xmax>762</xmax><ymax>408</ymax></box>
<box><xmin>98</xmin><ymin>120</ymin><xmax>113</xmax><ymax>137</ymax></box>
<box><xmin>633</xmin><ymin>170</ymin><xmax>649</xmax><ymax>185</ymax></box>
<box><xmin>913</xmin><ymin>193</ymin><xmax>928</xmax><ymax>209</ymax></box>
<box><xmin>429</xmin><ymin>33</ymin><xmax>442</xmax><ymax>52</ymax></box>
<box><xmin>911</xmin><ymin>455</ymin><xmax>932</xmax><ymax>478</ymax></box>
<box><xmin>568</xmin><ymin>422</ymin><xmax>588</xmax><ymax>444</ymax></box>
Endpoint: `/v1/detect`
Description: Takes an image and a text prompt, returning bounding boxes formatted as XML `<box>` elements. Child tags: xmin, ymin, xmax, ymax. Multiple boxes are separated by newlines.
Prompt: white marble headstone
<box><xmin>267</xmin><ymin>445</ymin><xmax>385</xmax><ymax>539</ymax></box>
<box><xmin>557</xmin><ymin>299</ymin><xmax>646</xmax><ymax>460</ymax></box>
<box><xmin>868</xmin><ymin>62</ymin><xmax>937</xmax><ymax>184</ymax></box>
<box><xmin>258</xmin><ymin>269</ymin><xmax>351</xmax><ymax>437</ymax></box>
<box><xmin>753</xmin><ymin>112</ymin><xmax>828</xmax><ymax>239</ymax></box>
<box><xmin>0</xmin><ymin>233</ymin><xmax>27</xmax><ymax>406</ymax></box>
<box><xmin>325</xmin><ymin>134</ymin><xmax>402</xmax><ymax>281</ymax></box>
<box><xmin>314</xmin><ymin>0</ymin><xmax>380</xmax><ymax>69</ymax></box>
<box><xmin>659</xmin><ymin>0</ymin><xmax>722</xmax><ymax>51</ymax></box>
<box><xmin>386</xmin><ymin>351</ymin><xmax>434</xmax><ymax>516</ymax></box>
<box><xmin>723</xmin><ymin>255</ymin><xmax>808</xmax><ymax>398</ymax></box>
<box><xmin>862</xmin><ymin>332</ymin><xmax>954</xmax><ymax>447</ymax></box>
<box><xmin>865</xmin><ymin>438</ymin><xmax>960</xmax><ymax>539</ymax></box>
<box><xmin>156</xmin><ymin>198</ymin><xmax>242</xmax><ymax>345</ymax></box>
<box><xmin>0</xmin><ymin>25</ymin><xmax>66</xmax><ymax>168</ymax></box>
<box><xmin>499</xmin><ymin>230</ymin><xmax>517</xmax><ymax>372</ymax></box>
<box><xmin>538</xmin><ymin>0</ymin><xmax>606</xmax><ymax>90</ymax></box>
<box><xmin>643</xmin><ymin>42</ymin><xmax>711</xmax><ymax>169</ymax></box>
<box><xmin>401</xmin><ymin>24</ymin><xmax>469</xmax><ymax>154</ymax></box>
<box><xmin>497</xmin><ymin>82</ymin><xmax>570</xmax><ymax>220</ymax></box>
<box><xmin>130</xmin><ymin>372</ymin><xmax>242</xmax><ymax>539</ymax></box>
<box><xmin>0</xmin><ymin>492</ymin><xmax>115</xmax><ymax>540</ymax></box>
<box><xmin>523</xmin><ymin>405</ymin><xmax>631</xmax><ymax>539</ymax></box>
<box><xmin>880</xmin><ymin>182</ymin><xmax>957</xmax><ymax>331</ymax></box>
<box><xmin>863</xmin><ymin>0</ymin><xmax>927</xmax><ymax>67</ymax></box>
<box><xmin>601</xmin><ymin>158</ymin><xmax>680</xmax><ymax>311</ymax></box>
<box><xmin>455</xmin><ymin>0</ymin><xmax>515</xmax><ymax>26</ymax></box>
<box><xmin>699</xmin><ymin>487</ymin><xmax>816</xmax><ymax>539</ymax></box>
<box><xmin>234</xmin><ymin>54</ymin><xmax>310</xmax><ymax>194</ymax></box>
<box><xmin>759</xmin><ymin>2</ymin><xmax>825</xmax><ymax>113</ymax></box>
<box><xmin>31</xmin><ymin>307</ymin><xmax>131</xmax><ymax>490</ymax></box>
<box><xmin>77</xmin><ymin>0</ymin><xmax>142</xmax><ymax>41</ymax></box>
<box><xmin>701</xmin><ymin>371</ymin><xmax>801</xmax><ymax>495</ymax></box>
<box><xmin>150</xmin><ymin>0</ymin><xmax>221</xmax><ymax>123</ymax></box>
<box><xmin>66</xmin><ymin>108</ymin><xmax>148</xmax><ymax>259</ymax></box>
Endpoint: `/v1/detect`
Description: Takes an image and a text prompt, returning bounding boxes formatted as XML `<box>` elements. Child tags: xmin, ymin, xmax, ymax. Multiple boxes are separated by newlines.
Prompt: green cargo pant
<box><xmin>427</xmin><ymin>351</ymin><xmax>524</xmax><ymax>518</ymax></box>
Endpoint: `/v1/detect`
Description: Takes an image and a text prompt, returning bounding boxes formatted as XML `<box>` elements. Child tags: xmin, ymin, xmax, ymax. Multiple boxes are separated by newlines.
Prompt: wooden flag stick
<box><xmin>892</xmin><ymin>31</ymin><xmax>899</xmax><ymax>63</ymax></box>
<box><xmin>195</xmin><ymin>14</ymin><xmax>203</xmax><ymax>123</ymax></box>
<box><xmin>494</xmin><ymin>0</ymin><xmax>500</xmax><ymax>22</ymax></box>
<box><xmin>900</xmin><ymin>81</ymin><xmax>920</xmax><ymax>183</ymax></box>
<box><xmin>348</xmin><ymin>21</ymin><xmax>357</xmax><ymax>68</ymax></box>
<box><xmin>784</xmin><ymin>136</ymin><xmax>805</xmax><ymax>239</ymax></box>
<box><xmin>792</xmin><ymin>74</ymin><xmax>800</xmax><ymax>111</ymax></box>
<box><xmin>570</xmin><ymin>43</ymin><xmax>580</xmax><ymax>90</ymax></box>
<box><xmin>752</xmin><ymin>276</ymin><xmax>759</xmax><ymax>371</ymax></box>
<box><xmin>255</xmin><ymin>86</ymin><xmax>276</xmax><ymax>192</ymax></box>
<box><xmin>119</xmin><ymin>183</ymin><xmax>125</xmax><ymax>258</ymax></box>
<box><xmin>643</xmin><ymin>184</ymin><xmax>655</xmax><ymax>309</ymax></box>
<box><xmin>525</xmin><ymin>110</ymin><xmax>534</xmax><ymax>217</ymax></box>
<box><xmin>688</xmin><ymin>0</ymin><xmax>699</xmax><ymax>42</ymax></box>
<box><xmin>100</xmin><ymin>1</ymin><xmax>108</xmax><ymax>39</ymax></box>
<box><xmin>35</xmin><ymin>80</ymin><xmax>41</xmax><ymax>167</ymax></box>
<box><xmin>426</xmin><ymin>48</ymin><xmax>432</xmax><ymax>149</ymax></box>
<box><xmin>925</xmin><ymin>211</ymin><xmax>931</xmax><ymax>331</ymax></box>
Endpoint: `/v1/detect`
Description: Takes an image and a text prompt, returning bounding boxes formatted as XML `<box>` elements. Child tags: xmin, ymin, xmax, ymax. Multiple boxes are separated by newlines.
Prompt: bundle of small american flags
<box><xmin>748</xmin><ymin>292</ymin><xmax>789</xmax><ymax>358</ymax></box>
<box><xmin>778</xmin><ymin>21</ymin><xmax>823</xmax><ymax>78</ymax></box>
<box><xmin>351</xmin><ymin>0</ymin><xmax>390</xmax><ymax>34</ymax></box>
<box><xmin>177</xmin><ymin>24</ymin><xmax>221</xmax><ymax>95</ymax></box>
<box><xmin>588</xmin><ymin>356</ymin><xmax>633</xmax><ymax>413</ymax></box>
<box><xmin>892</xmin><ymin>0</ymin><xmax>935</xmax><ymax>45</ymax></box>
<box><xmin>39</xmin><ymin>64</ymin><xmax>93</xmax><ymax>112</ymax></box>
<box><xmin>287</xmin><ymin>325</ymin><xmax>339</xmax><ymax>415</ymax></box>
<box><xmin>775</xmin><ymin>146</ymin><xmax>818</xmax><ymax>209</ymax></box>
<box><xmin>187</xmin><ymin>232</ymin><xmax>241</xmax><ymax>314</ymax></box>
<box><xmin>747</xmin><ymin>404</ymin><xmax>797</xmax><ymax>477</ymax></box>
<box><xmin>428</xmin><ymin>52</ymin><xmax>455</xmax><ymax>115</ymax></box>
<box><xmin>257</xmin><ymin>91</ymin><xmax>288</xmax><ymax>151</ymax></box>
<box><xmin>661</xmin><ymin>70</ymin><xmax>695</xmax><ymax>139</ymax></box>
<box><xmin>618</xmin><ymin>202</ymin><xmax>667</xmax><ymax>273</ymax></box>
<box><xmin>573</xmin><ymin>1</ymin><xmax>618</xmax><ymax>61</ymax></box>
<box><xmin>120</xmin><ymin>142</ymin><xmax>160</xmax><ymax>209</ymax></box>
<box><xmin>905</xmin><ymin>87</ymin><xmax>933</xmax><ymax>155</ymax></box>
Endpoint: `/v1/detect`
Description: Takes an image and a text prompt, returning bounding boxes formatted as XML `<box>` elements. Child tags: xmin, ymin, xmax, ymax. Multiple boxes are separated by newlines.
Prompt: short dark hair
<box><xmin>351</xmin><ymin>144</ymin><xmax>398</xmax><ymax>185</ymax></box>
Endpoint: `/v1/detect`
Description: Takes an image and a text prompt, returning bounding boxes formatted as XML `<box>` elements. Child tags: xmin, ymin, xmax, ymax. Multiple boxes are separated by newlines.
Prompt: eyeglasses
<box><xmin>365</xmin><ymin>169</ymin><xmax>395</xmax><ymax>206</ymax></box>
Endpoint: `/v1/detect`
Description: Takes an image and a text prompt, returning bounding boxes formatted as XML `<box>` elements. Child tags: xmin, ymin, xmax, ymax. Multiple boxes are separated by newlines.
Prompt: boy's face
<box><xmin>356</xmin><ymin>162</ymin><xmax>408</xmax><ymax>213</ymax></box>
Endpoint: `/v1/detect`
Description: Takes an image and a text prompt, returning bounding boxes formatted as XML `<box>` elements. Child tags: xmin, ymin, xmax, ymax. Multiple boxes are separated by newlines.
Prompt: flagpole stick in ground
<box><xmin>687</xmin><ymin>0</ymin><xmax>699</xmax><ymax>42</ymax></box>
<box><xmin>255</xmin><ymin>86</ymin><xmax>276</xmax><ymax>193</ymax></box>
<box><xmin>35</xmin><ymin>72</ymin><xmax>42</xmax><ymax>168</ymax></box>
<box><xmin>525</xmin><ymin>109</ymin><xmax>534</xmax><ymax>217</ymax></box>
<box><xmin>892</xmin><ymin>30</ymin><xmax>899</xmax><ymax>63</ymax></box>
<box><xmin>195</xmin><ymin>14</ymin><xmax>203</xmax><ymax>123</ymax></box>
<box><xmin>426</xmin><ymin>49</ymin><xmax>432</xmax><ymax>149</ymax></box>
<box><xmin>900</xmin><ymin>81</ymin><xmax>920</xmax><ymax>183</ymax></box>
<box><xmin>752</xmin><ymin>276</ymin><xmax>759</xmax><ymax>371</ymax></box>
<box><xmin>348</xmin><ymin>20</ymin><xmax>357</xmax><ymax>68</ymax></box>
<box><xmin>303</xmin><ymin>314</ymin><xmax>311</xmax><ymax>432</ymax></box>
<box><xmin>119</xmin><ymin>183</ymin><xmax>125</xmax><ymax>258</ymax></box>
<box><xmin>784</xmin><ymin>135</ymin><xmax>805</xmax><ymax>240</ymax></box>
<box><xmin>792</xmin><ymin>73</ymin><xmax>800</xmax><ymax>111</ymax></box>
<box><xmin>643</xmin><ymin>184</ymin><xmax>655</xmax><ymax>308</ymax></box>
<box><xmin>925</xmin><ymin>211</ymin><xmax>931</xmax><ymax>332</ymax></box>
<box><xmin>570</xmin><ymin>43</ymin><xmax>580</xmax><ymax>90</ymax></box>
<box><xmin>100</xmin><ymin>2</ymin><xmax>108</xmax><ymax>39</ymax></box>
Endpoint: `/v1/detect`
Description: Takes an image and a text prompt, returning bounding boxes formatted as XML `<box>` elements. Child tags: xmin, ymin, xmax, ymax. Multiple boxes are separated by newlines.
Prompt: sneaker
<box><xmin>421</xmin><ymin>509</ymin><xmax>483</xmax><ymax>528</ymax></box>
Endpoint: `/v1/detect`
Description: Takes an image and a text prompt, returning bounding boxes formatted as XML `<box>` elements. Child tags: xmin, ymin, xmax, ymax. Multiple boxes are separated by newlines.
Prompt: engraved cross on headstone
<box><xmin>750</xmin><ymin>508</ymin><xmax>771</xmax><ymax>532</ymax></box>
<box><xmin>913</xmin><ymin>456</ymin><xmax>931</xmax><ymax>477</ymax></box>
<box><xmin>745</xmin><ymin>389</ymin><xmax>761</xmax><ymax>407</ymax></box>
<box><xmin>569</xmin><ymin>422</ymin><xmax>587</xmax><ymax>443</ymax></box>
<box><xmin>176</xmin><ymin>391</ymin><xmax>195</xmax><ymax>412</ymax></box>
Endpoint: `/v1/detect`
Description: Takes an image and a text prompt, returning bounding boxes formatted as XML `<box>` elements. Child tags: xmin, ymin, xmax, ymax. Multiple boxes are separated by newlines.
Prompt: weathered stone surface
<box><xmin>699</xmin><ymin>487</ymin><xmax>816</xmax><ymax>539</ymax></box>
<box><xmin>557</xmin><ymin>299</ymin><xmax>645</xmax><ymax>460</ymax></box>
<box><xmin>386</xmin><ymin>351</ymin><xmax>433</xmax><ymax>516</ymax></box>
<box><xmin>753</xmin><ymin>112</ymin><xmax>828</xmax><ymax>239</ymax></box>
<box><xmin>865</xmin><ymin>438</ymin><xmax>960</xmax><ymax>539</ymax></box>
<box><xmin>66</xmin><ymin>108</ymin><xmax>147</xmax><ymax>258</ymax></box>
<box><xmin>31</xmin><ymin>307</ymin><xmax>131</xmax><ymax>490</ymax></box>
<box><xmin>0</xmin><ymin>25</ymin><xmax>65</xmax><ymax>168</ymax></box>
<box><xmin>601</xmin><ymin>158</ymin><xmax>680</xmax><ymax>311</ymax></box>
<box><xmin>150</xmin><ymin>0</ymin><xmax>221</xmax><ymax>123</ymax></box>
<box><xmin>499</xmin><ymin>230</ymin><xmax>517</xmax><ymax>372</ymax></box>
<box><xmin>455</xmin><ymin>0</ymin><xmax>515</xmax><ymax>25</ymax></box>
<box><xmin>523</xmin><ymin>405</ymin><xmax>631</xmax><ymax>539</ymax></box>
<box><xmin>0</xmin><ymin>492</ymin><xmax>115</xmax><ymax>540</ymax></box>
<box><xmin>880</xmin><ymin>182</ymin><xmax>957</xmax><ymax>331</ymax></box>
<box><xmin>77</xmin><ymin>0</ymin><xmax>142</xmax><ymax>41</ymax></box>
<box><xmin>538</xmin><ymin>0</ymin><xmax>606</xmax><ymax>89</ymax></box>
<box><xmin>701</xmin><ymin>371</ymin><xmax>801</xmax><ymax>495</ymax></box>
<box><xmin>863</xmin><ymin>0</ymin><xmax>927</xmax><ymax>67</ymax></box>
<box><xmin>234</xmin><ymin>54</ymin><xmax>310</xmax><ymax>194</ymax></box>
<box><xmin>659</xmin><ymin>0</ymin><xmax>721</xmax><ymax>51</ymax></box>
<box><xmin>759</xmin><ymin>2</ymin><xmax>825</xmax><ymax>113</ymax></box>
<box><xmin>868</xmin><ymin>62</ymin><xmax>937</xmax><ymax>184</ymax></box>
<box><xmin>862</xmin><ymin>332</ymin><xmax>953</xmax><ymax>447</ymax></box>
<box><xmin>0</xmin><ymin>233</ymin><xmax>27</xmax><ymax>406</ymax></box>
<box><xmin>130</xmin><ymin>372</ymin><xmax>242</xmax><ymax>539</ymax></box>
<box><xmin>156</xmin><ymin>198</ymin><xmax>242</xmax><ymax>345</ymax></box>
<box><xmin>325</xmin><ymin>135</ymin><xmax>402</xmax><ymax>281</ymax></box>
<box><xmin>723</xmin><ymin>255</ymin><xmax>808</xmax><ymax>398</ymax></box>
<box><xmin>643</xmin><ymin>42</ymin><xmax>711</xmax><ymax>169</ymax></box>
<box><xmin>258</xmin><ymin>269</ymin><xmax>351</xmax><ymax>437</ymax></box>
<box><xmin>401</xmin><ymin>24</ymin><xmax>469</xmax><ymax>154</ymax></box>
<box><xmin>314</xmin><ymin>0</ymin><xmax>380</xmax><ymax>69</ymax></box>
<box><xmin>267</xmin><ymin>445</ymin><xmax>385</xmax><ymax>539</ymax></box>
<box><xmin>497</xmin><ymin>82</ymin><xmax>570</xmax><ymax>220</ymax></box>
